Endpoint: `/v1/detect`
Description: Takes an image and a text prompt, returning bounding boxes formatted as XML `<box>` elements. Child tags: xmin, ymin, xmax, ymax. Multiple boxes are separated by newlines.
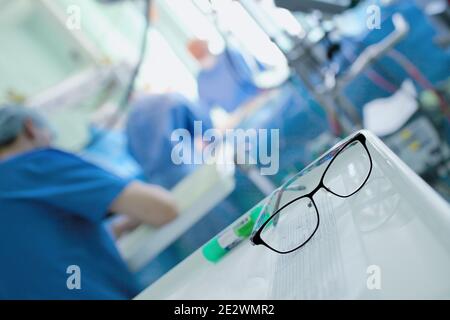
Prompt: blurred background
<box><xmin>1</xmin><ymin>0</ymin><xmax>449</xmax><ymax>287</ymax></box>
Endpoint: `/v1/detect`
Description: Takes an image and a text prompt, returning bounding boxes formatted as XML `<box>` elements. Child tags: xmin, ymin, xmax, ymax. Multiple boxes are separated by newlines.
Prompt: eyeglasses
<box><xmin>251</xmin><ymin>133</ymin><xmax>373</xmax><ymax>254</ymax></box>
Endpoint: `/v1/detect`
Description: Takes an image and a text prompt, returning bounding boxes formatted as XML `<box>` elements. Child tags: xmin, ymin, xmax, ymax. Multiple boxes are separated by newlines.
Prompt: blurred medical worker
<box><xmin>0</xmin><ymin>105</ymin><xmax>178</xmax><ymax>300</ymax></box>
<box><xmin>187</xmin><ymin>39</ymin><xmax>262</xmax><ymax>113</ymax></box>
<box><xmin>125</xmin><ymin>93</ymin><xmax>244</xmax><ymax>284</ymax></box>
<box><xmin>126</xmin><ymin>93</ymin><xmax>212</xmax><ymax>189</ymax></box>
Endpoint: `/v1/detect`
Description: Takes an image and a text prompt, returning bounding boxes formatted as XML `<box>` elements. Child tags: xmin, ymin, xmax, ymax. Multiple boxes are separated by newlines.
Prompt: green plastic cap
<box><xmin>202</xmin><ymin>204</ymin><xmax>265</xmax><ymax>263</ymax></box>
<box><xmin>202</xmin><ymin>237</ymin><xmax>228</xmax><ymax>263</ymax></box>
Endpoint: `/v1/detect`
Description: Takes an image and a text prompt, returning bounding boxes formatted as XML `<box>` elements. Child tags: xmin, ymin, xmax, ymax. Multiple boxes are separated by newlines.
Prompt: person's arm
<box><xmin>110</xmin><ymin>181</ymin><xmax>178</xmax><ymax>228</ymax></box>
<box><xmin>110</xmin><ymin>215</ymin><xmax>142</xmax><ymax>239</ymax></box>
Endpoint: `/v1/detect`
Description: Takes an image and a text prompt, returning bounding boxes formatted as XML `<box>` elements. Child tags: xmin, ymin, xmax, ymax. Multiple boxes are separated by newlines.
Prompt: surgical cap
<box><xmin>0</xmin><ymin>105</ymin><xmax>48</xmax><ymax>146</ymax></box>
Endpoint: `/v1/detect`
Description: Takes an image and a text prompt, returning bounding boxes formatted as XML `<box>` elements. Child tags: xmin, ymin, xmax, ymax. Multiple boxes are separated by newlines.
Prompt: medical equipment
<box><xmin>202</xmin><ymin>204</ymin><xmax>263</xmax><ymax>263</ymax></box>
<box><xmin>275</xmin><ymin>0</ymin><xmax>360</xmax><ymax>15</ymax></box>
<box><xmin>0</xmin><ymin>0</ymin><xmax>141</xmax><ymax>149</ymax></box>
<box><xmin>421</xmin><ymin>0</ymin><xmax>450</xmax><ymax>48</ymax></box>
<box><xmin>88</xmin><ymin>0</ymin><xmax>153</xmax><ymax>147</ymax></box>
<box><xmin>364</xmin><ymin>79</ymin><xmax>450</xmax><ymax>200</ymax></box>
<box><xmin>0</xmin><ymin>0</ymin><xmax>118</xmax><ymax>106</ymax></box>
<box><xmin>231</xmin><ymin>1</ymin><xmax>409</xmax><ymax>136</ymax></box>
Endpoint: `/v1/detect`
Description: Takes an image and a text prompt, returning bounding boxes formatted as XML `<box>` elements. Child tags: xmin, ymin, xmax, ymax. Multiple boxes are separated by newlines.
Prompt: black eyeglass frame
<box><xmin>251</xmin><ymin>133</ymin><xmax>373</xmax><ymax>254</ymax></box>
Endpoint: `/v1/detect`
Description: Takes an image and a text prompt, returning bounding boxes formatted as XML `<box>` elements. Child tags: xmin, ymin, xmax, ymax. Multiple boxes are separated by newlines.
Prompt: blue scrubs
<box><xmin>126</xmin><ymin>93</ymin><xmax>212</xmax><ymax>189</ymax></box>
<box><xmin>197</xmin><ymin>49</ymin><xmax>261</xmax><ymax>112</ymax></box>
<box><xmin>126</xmin><ymin>93</ymin><xmax>250</xmax><ymax>285</ymax></box>
<box><xmin>0</xmin><ymin>149</ymin><xmax>140</xmax><ymax>300</ymax></box>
